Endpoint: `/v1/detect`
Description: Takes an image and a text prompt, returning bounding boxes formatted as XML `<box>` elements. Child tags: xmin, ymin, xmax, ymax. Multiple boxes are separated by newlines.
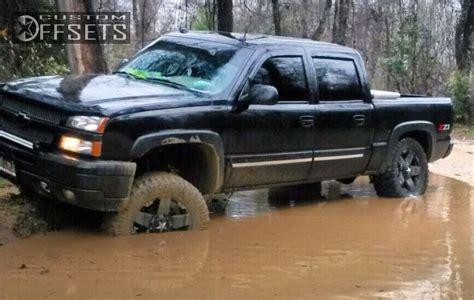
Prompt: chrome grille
<box><xmin>1</xmin><ymin>117</ymin><xmax>54</xmax><ymax>144</ymax></box>
<box><xmin>2</xmin><ymin>97</ymin><xmax>64</xmax><ymax>124</ymax></box>
<box><xmin>0</xmin><ymin>95</ymin><xmax>62</xmax><ymax>148</ymax></box>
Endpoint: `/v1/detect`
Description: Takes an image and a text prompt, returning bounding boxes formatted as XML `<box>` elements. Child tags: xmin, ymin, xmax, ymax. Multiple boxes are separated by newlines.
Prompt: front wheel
<box><xmin>373</xmin><ymin>138</ymin><xmax>428</xmax><ymax>197</ymax></box>
<box><xmin>104</xmin><ymin>172</ymin><xmax>210</xmax><ymax>236</ymax></box>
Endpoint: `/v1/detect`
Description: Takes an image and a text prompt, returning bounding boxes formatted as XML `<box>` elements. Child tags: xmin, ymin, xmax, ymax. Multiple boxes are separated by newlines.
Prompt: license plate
<box><xmin>0</xmin><ymin>156</ymin><xmax>16</xmax><ymax>177</ymax></box>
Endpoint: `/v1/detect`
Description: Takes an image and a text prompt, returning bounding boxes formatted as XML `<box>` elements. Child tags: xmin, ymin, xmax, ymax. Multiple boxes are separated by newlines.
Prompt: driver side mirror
<box><xmin>248</xmin><ymin>84</ymin><xmax>279</xmax><ymax>105</ymax></box>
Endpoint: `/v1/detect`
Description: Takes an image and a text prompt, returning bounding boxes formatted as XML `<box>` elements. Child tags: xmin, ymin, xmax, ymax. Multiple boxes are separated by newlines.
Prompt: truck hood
<box><xmin>1</xmin><ymin>75</ymin><xmax>211</xmax><ymax>116</ymax></box>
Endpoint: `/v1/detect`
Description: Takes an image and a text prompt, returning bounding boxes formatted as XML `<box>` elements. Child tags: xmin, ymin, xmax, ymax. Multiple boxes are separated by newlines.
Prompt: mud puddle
<box><xmin>0</xmin><ymin>173</ymin><xmax>473</xmax><ymax>299</ymax></box>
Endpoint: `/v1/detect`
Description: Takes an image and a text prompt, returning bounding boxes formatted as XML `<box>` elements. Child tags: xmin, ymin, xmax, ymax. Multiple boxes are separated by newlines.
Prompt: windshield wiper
<box><xmin>114</xmin><ymin>71</ymin><xmax>203</xmax><ymax>96</ymax></box>
<box><xmin>114</xmin><ymin>70</ymin><xmax>143</xmax><ymax>80</ymax></box>
<box><xmin>144</xmin><ymin>77</ymin><xmax>204</xmax><ymax>96</ymax></box>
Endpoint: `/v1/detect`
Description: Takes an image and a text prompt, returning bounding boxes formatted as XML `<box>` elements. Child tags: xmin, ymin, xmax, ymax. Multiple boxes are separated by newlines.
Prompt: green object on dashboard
<box><xmin>126</xmin><ymin>68</ymin><xmax>162</xmax><ymax>80</ymax></box>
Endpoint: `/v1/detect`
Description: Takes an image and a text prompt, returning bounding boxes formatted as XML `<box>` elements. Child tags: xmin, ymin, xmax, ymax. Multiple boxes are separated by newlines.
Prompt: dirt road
<box><xmin>0</xmin><ymin>141</ymin><xmax>473</xmax><ymax>299</ymax></box>
<box><xmin>430</xmin><ymin>140</ymin><xmax>474</xmax><ymax>186</ymax></box>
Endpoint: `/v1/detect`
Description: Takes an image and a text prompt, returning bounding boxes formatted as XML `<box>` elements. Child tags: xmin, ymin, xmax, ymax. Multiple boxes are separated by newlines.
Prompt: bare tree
<box><xmin>271</xmin><ymin>0</ymin><xmax>282</xmax><ymax>35</ymax></box>
<box><xmin>312</xmin><ymin>0</ymin><xmax>332</xmax><ymax>40</ymax></box>
<box><xmin>454</xmin><ymin>0</ymin><xmax>474</xmax><ymax>124</ymax></box>
<box><xmin>56</xmin><ymin>0</ymin><xmax>107</xmax><ymax>74</ymax></box>
<box><xmin>132</xmin><ymin>0</ymin><xmax>160</xmax><ymax>49</ymax></box>
<box><xmin>332</xmin><ymin>0</ymin><xmax>350</xmax><ymax>45</ymax></box>
<box><xmin>217</xmin><ymin>0</ymin><xmax>233</xmax><ymax>32</ymax></box>
<box><xmin>301</xmin><ymin>0</ymin><xmax>309</xmax><ymax>38</ymax></box>
<box><xmin>455</xmin><ymin>0</ymin><xmax>474</xmax><ymax>73</ymax></box>
<box><xmin>132</xmin><ymin>0</ymin><xmax>141</xmax><ymax>45</ymax></box>
<box><xmin>204</xmin><ymin>0</ymin><xmax>217</xmax><ymax>30</ymax></box>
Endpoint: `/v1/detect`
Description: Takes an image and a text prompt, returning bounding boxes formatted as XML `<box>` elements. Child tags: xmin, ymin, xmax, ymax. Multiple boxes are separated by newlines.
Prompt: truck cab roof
<box><xmin>165</xmin><ymin>31</ymin><xmax>357</xmax><ymax>54</ymax></box>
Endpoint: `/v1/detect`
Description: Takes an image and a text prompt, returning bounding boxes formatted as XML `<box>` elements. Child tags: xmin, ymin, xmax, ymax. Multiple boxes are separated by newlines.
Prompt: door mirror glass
<box><xmin>248</xmin><ymin>84</ymin><xmax>279</xmax><ymax>105</ymax></box>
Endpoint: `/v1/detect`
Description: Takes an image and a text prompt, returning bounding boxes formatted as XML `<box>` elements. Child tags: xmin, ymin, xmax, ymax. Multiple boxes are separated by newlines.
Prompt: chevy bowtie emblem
<box><xmin>15</xmin><ymin>112</ymin><xmax>31</xmax><ymax>126</ymax></box>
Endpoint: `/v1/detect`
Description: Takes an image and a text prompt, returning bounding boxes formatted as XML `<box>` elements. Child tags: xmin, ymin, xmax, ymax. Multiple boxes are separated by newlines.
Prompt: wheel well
<box><xmin>135</xmin><ymin>143</ymin><xmax>220</xmax><ymax>195</ymax></box>
<box><xmin>400</xmin><ymin>131</ymin><xmax>431</xmax><ymax>158</ymax></box>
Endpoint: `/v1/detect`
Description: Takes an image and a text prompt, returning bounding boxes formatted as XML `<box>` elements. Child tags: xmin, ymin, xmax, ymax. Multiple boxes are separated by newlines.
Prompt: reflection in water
<box><xmin>0</xmin><ymin>174</ymin><xmax>472</xmax><ymax>299</ymax></box>
<box><xmin>376</xmin><ymin>174</ymin><xmax>471</xmax><ymax>299</ymax></box>
<box><xmin>375</xmin><ymin>231</ymin><xmax>463</xmax><ymax>299</ymax></box>
<box><xmin>224</xmin><ymin>189</ymin><xmax>272</xmax><ymax>219</ymax></box>
<box><xmin>225</xmin><ymin>181</ymin><xmax>341</xmax><ymax>218</ymax></box>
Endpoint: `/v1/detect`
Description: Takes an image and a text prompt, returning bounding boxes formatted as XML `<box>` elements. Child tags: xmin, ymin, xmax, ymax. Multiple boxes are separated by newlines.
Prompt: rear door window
<box><xmin>312</xmin><ymin>58</ymin><xmax>362</xmax><ymax>101</ymax></box>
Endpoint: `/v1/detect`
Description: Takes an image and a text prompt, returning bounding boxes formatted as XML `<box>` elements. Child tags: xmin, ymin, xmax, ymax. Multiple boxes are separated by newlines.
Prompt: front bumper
<box><xmin>0</xmin><ymin>141</ymin><xmax>136</xmax><ymax>212</ymax></box>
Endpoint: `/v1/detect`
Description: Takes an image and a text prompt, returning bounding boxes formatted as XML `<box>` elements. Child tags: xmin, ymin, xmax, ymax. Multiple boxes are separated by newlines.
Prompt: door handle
<box><xmin>353</xmin><ymin>114</ymin><xmax>366</xmax><ymax>126</ymax></box>
<box><xmin>300</xmin><ymin>115</ymin><xmax>314</xmax><ymax>128</ymax></box>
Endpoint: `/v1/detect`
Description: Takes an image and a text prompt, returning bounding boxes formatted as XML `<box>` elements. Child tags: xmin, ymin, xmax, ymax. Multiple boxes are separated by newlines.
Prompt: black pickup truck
<box><xmin>0</xmin><ymin>32</ymin><xmax>453</xmax><ymax>235</ymax></box>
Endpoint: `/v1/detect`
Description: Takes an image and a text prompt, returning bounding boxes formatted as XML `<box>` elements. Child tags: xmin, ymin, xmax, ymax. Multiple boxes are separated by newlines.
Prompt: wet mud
<box><xmin>0</xmin><ymin>173</ymin><xmax>473</xmax><ymax>299</ymax></box>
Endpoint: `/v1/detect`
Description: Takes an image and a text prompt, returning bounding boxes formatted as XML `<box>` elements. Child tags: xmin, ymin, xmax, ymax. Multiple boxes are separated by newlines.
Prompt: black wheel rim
<box><xmin>133</xmin><ymin>198</ymin><xmax>193</xmax><ymax>233</ymax></box>
<box><xmin>397</xmin><ymin>148</ymin><xmax>422</xmax><ymax>194</ymax></box>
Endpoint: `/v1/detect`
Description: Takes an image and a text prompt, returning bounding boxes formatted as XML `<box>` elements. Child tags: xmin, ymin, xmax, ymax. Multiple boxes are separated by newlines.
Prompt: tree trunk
<box><xmin>205</xmin><ymin>0</ymin><xmax>217</xmax><ymax>30</ymax></box>
<box><xmin>332</xmin><ymin>0</ymin><xmax>350</xmax><ymax>45</ymax></box>
<box><xmin>140</xmin><ymin>0</ymin><xmax>147</xmax><ymax>48</ymax></box>
<box><xmin>56</xmin><ymin>0</ymin><xmax>107</xmax><ymax>74</ymax></box>
<box><xmin>312</xmin><ymin>0</ymin><xmax>332</xmax><ymax>40</ymax></box>
<box><xmin>301</xmin><ymin>0</ymin><xmax>309</xmax><ymax>38</ymax></box>
<box><xmin>455</xmin><ymin>0</ymin><xmax>474</xmax><ymax>124</ymax></box>
<box><xmin>455</xmin><ymin>0</ymin><xmax>473</xmax><ymax>73</ymax></box>
<box><xmin>132</xmin><ymin>0</ymin><xmax>151</xmax><ymax>49</ymax></box>
<box><xmin>217</xmin><ymin>0</ymin><xmax>233</xmax><ymax>32</ymax></box>
<box><xmin>271</xmin><ymin>0</ymin><xmax>282</xmax><ymax>36</ymax></box>
<box><xmin>132</xmin><ymin>0</ymin><xmax>141</xmax><ymax>47</ymax></box>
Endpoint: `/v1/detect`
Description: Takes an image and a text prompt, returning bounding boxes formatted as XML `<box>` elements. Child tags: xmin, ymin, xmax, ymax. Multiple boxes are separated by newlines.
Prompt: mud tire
<box><xmin>373</xmin><ymin>138</ymin><xmax>428</xmax><ymax>197</ymax></box>
<box><xmin>104</xmin><ymin>172</ymin><xmax>209</xmax><ymax>236</ymax></box>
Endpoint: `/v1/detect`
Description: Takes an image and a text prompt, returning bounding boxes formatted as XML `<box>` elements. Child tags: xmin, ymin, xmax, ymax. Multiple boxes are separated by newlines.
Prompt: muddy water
<box><xmin>0</xmin><ymin>174</ymin><xmax>473</xmax><ymax>299</ymax></box>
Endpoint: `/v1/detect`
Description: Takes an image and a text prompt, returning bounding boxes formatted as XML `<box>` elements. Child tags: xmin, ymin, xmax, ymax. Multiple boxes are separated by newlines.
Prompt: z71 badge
<box><xmin>438</xmin><ymin>123</ymin><xmax>451</xmax><ymax>131</ymax></box>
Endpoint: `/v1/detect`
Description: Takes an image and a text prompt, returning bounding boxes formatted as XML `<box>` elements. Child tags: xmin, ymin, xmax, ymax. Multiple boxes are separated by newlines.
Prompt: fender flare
<box><xmin>387</xmin><ymin>121</ymin><xmax>436</xmax><ymax>160</ymax></box>
<box><xmin>130</xmin><ymin>130</ymin><xmax>225</xmax><ymax>194</ymax></box>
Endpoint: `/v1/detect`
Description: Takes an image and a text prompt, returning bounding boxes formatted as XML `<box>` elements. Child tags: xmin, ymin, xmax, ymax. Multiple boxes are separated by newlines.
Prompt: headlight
<box><xmin>66</xmin><ymin>116</ymin><xmax>109</xmax><ymax>133</ymax></box>
<box><xmin>59</xmin><ymin>136</ymin><xmax>102</xmax><ymax>157</ymax></box>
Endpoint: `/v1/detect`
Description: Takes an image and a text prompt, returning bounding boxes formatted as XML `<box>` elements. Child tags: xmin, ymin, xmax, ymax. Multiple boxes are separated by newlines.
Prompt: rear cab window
<box><xmin>312</xmin><ymin>58</ymin><xmax>363</xmax><ymax>102</ymax></box>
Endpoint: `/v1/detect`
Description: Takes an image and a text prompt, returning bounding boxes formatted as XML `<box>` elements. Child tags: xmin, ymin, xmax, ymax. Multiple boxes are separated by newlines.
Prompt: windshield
<box><xmin>119</xmin><ymin>39</ymin><xmax>250</xmax><ymax>95</ymax></box>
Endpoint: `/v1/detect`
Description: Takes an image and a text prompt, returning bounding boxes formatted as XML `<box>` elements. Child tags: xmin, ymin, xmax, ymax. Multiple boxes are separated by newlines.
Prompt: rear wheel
<box><xmin>373</xmin><ymin>138</ymin><xmax>428</xmax><ymax>197</ymax></box>
<box><xmin>104</xmin><ymin>172</ymin><xmax>209</xmax><ymax>236</ymax></box>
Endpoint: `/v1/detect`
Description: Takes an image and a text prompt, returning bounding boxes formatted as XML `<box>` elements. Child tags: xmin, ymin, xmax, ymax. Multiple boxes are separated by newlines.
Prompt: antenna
<box><xmin>239</xmin><ymin>15</ymin><xmax>252</xmax><ymax>42</ymax></box>
<box><xmin>238</xmin><ymin>31</ymin><xmax>248</xmax><ymax>43</ymax></box>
